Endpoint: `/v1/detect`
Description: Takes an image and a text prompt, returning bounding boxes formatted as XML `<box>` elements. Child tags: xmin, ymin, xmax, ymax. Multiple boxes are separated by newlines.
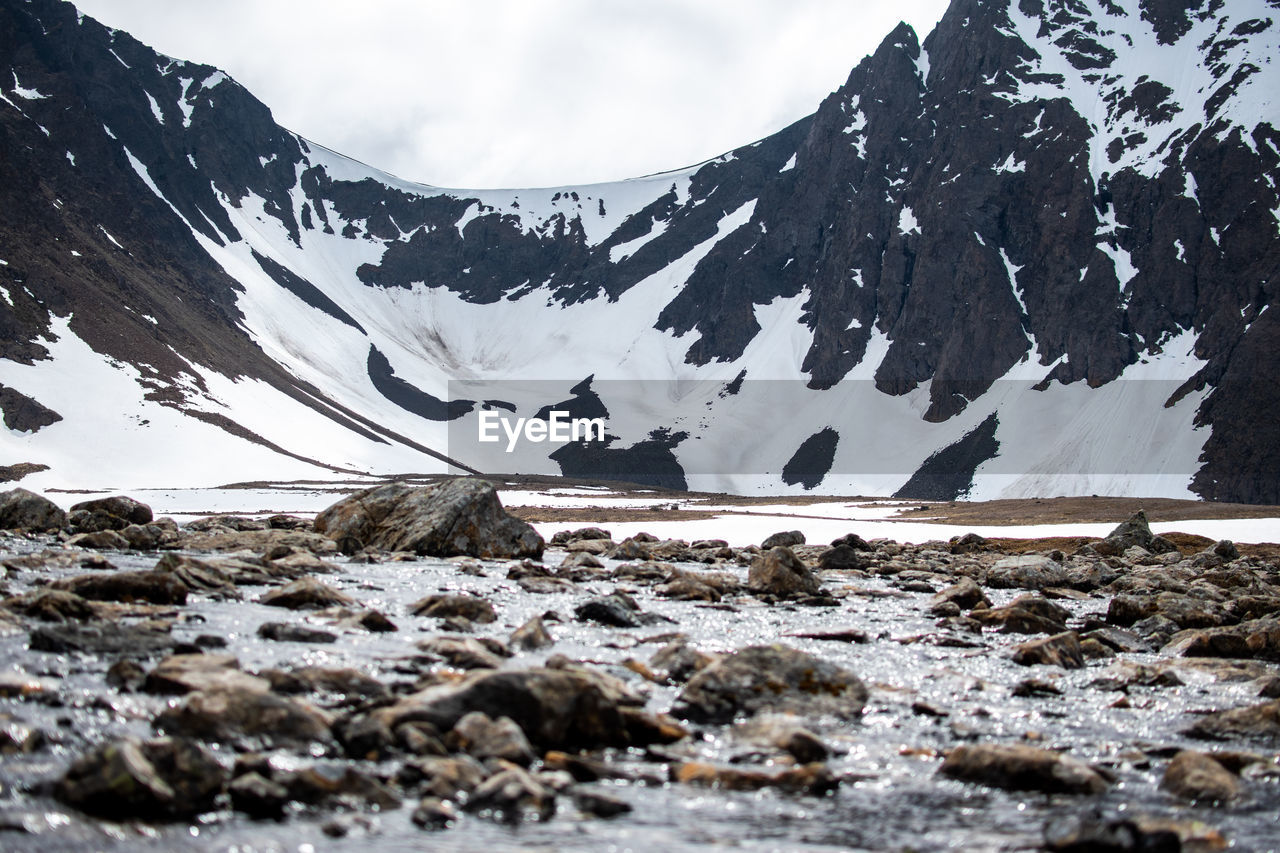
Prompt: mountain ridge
<box><xmin>1</xmin><ymin>0</ymin><xmax>1277</xmax><ymax>501</ymax></box>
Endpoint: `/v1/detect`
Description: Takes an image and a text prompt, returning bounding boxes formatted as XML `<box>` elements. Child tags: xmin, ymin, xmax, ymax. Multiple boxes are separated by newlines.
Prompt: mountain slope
<box><xmin>1</xmin><ymin>0</ymin><xmax>1277</xmax><ymax>501</ymax></box>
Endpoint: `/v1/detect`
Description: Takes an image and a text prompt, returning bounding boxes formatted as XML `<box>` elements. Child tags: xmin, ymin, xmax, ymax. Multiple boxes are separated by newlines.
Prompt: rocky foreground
<box><xmin>0</xmin><ymin>480</ymin><xmax>1278</xmax><ymax>851</ymax></box>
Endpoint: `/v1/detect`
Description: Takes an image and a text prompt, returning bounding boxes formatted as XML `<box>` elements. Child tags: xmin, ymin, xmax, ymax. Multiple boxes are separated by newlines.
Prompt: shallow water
<box><xmin>1</xmin><ymin>536</ymin><xmax>1277</xmax><ymax>852</ymax></box>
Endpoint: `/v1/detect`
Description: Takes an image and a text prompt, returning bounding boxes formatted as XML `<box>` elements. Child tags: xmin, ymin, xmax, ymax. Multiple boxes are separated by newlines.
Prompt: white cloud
<box><xmin>72</xmin><ymin>0</ymin><xmax>950</xmax><ymax>188</ymax></box>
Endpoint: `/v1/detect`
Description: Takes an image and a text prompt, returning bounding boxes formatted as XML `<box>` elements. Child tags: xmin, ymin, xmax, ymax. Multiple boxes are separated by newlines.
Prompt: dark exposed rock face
<box><xmin>314</xmin><ymin>479</ymin><xmax>544</xmax><ymax>559</ymax></box>
<box><xmin>1</xmin><ymin>0</ymin><xmax>1278</xmax><ymax>501</ymax></box>
<box><xmin>0</xmin><ymin>385</ymin><xmax>61</xmax><ymax>433</ymax></box>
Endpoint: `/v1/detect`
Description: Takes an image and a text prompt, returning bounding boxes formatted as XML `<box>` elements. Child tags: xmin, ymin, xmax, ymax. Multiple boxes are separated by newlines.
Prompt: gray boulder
<box><xmin>314</xmin><ymin>478</ymin><xmax>544</xmax><ymax>559</ymax></box>
<box><xmin>56</xmin><ymin>736</ymin><xmax>227</xmax><ymax>819</ymax></box>
<box><xmin>986</xmin><ymin>555</ymin><xmax>1069</xmax><ymax>590</ymax></box>
<box><xmin>748</xmin><ymin>547</ymin><xmax>821</xmax><ymax>597</ymax></box>
<box><xmin>0</xmin><ymin>488</ymin><xmax>66</xmax><ymax>531</ymax></box>
<box><xmin>371</xmin><ymin>666</ymin><xmax>655</xmax><ymax>751</ymax></box>
<box><xmin>672</xmin><ymin>644</ymin><xmax>867</xmax><ymax>724</ymax></box>
<box><xmin>939</xmin><ymin>743</ymin><xmax>1110</xmax><ymax>794</ymax></box>
<box><xmin>68</xmin><ymin>495</ymin><xmax>153</xmax><ymax>533</ymax></box>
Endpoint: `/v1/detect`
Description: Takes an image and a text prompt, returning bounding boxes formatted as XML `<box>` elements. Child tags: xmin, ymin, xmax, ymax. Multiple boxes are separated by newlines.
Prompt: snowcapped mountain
<box><xmin>1</xmin><ymin>0</ymin><xmax>1277</xmax><ymax>502</ymax></box>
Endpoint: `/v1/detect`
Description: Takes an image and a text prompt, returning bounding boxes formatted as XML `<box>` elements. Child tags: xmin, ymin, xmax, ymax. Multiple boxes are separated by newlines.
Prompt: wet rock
<box><xmin>0</xmin><ymin>488</ymin><xmax>66</xmax><ymax>532</ymax></box>
<box><xmin>761</xmin><ymin>530</ymin><xmax>805</xmax><ymax>549</ymax></box>
<box><xmin>1160</xmin><ymin>751</ymin><xmax>1240</xmax><ymax>802</ymax></box>
<box><xmin>1184</xmin><ymin>699</ymin><xmax>1280</xmax><ymax>743</ymax></box>
<box><xmin>279</xmin><ymin>763</ymin><xmax>401</xmax><ymax>810</ymax></box>
<box><xmin>50</xmin><ymin>570</ymin><xmax>188</xmax><ymax>605</ymax></box>
<box><xmin>929</xmin><ymin>576</ymin><xmax>991</xmax><ymax>613</ymax></box>
<box><xmin>0</xmin><ymin>715</ymin><xmax>46</xmax><ymax>753</ymax></box>
<box><xmin>1012</xmin><ymin>678</ymin><xmax>1063</xmax><ymax>697</ymax></box>
<box><xmin>1082</xmin><ymin>625</ymin><xmax>1148</xmax><ymax>653</ymax></box>
<box><xmin>735</xmin><ymin>714</ymin><xmax>830</xmax><ymax>763</ymax></box>
<box><xmin>314</xmin><ymin>478</ymin><xmax>544</xmax><ymax>559</ymax></box>
<box><xmin>153</xmin><ymin>687</ymin><xmax>334</xmax><ymax>749</ymax></box>
<box><xmin>68</xmin><ymin>496</ymin><xmax>153</xmax><ymax>533</ymax></box>
<box><xmin>144</xmin><ymin>653</ymin><xmax>271</xmax><ymax>695</ymax></box>
<box><xmin>656</xmin><ymin>576</ymin><xmax>721</xmax><ymax>602</ymax></box>
<box><xmin>939</xmin><ymin>743</ymin><xmax>1110</xmax><ymax>794</ymax></box>
<box><xmin>672</xmin><ymin>644</ymin><xmax>867</xmax><ymax>724</ymax></box>
<box><xmin>411</xmin><ymin>796</ymin><xmax>458</xmax><ymax>829</ymax></box>
<box><xmin>575</xmin><ymin>592</ymin><xmax>647</xmax><ymax>627</ymax></box>
<box><xmin>572</xmin><ymin>788</ymin><xmax>632</xmax><ymax>818</ymax></box>
<box><xmin>518</xmin><ymin>576</ymin><xmax>578</xmax><ymax>595</ymax></box>
<box><xmin>396</xmin><ymin>721</ymin><xmax>448</xmax><ymax>756</ymax></box>
<box><xmin>65</xmin><ymin>530</ymin><xmax>130</xmax><ymax>550</ymax></box>
<box><xmin>748</xmin><ymin>547</ymin><xmax>821</xmax><ymax>597</ymax></box>
<box><xmin>106</xmin><ymin>659</ymin><xmax>146</xmax><ymax>691</ymax></box>
<box><xmin>510</xmin><ymin>615</ymin><xmax>554</xmax><ymax>650</ymax></box>
<box><xmin>1012</xmin><ymin>631</ymin><xmax>1086</xmax><ymax>669</ymax></box>
<box><xmin>447</xmin><ymin>711</ymin><xmax>536</xmax><ymax>766</ymax></box>
<box><xmin>671</xmin><ymin>761</ymin><xmax>838</xmax><ymax>795</ymax></box>
<box><xmin>7</xmin><ymin>588</ymin><xmax>99</xmax><ymax>621</ymax></box>
<box><xmin>259</xmin><ymin>577</ymin><xmax>355</xmax><ymax>610</ymax></box>
<box><xmin>986</xmin><ymin>555</ymin><xmax>1069</xmax><ymax>590</ymax></box>
<box><xmin>785</xmin><ymin>627</ymin><xmax>870</xmax><ymax>643</ymax></box>
<box><xmin>398</xmin><ymin>755</ymin><xmax>487</xmax><ymax>800</ymax></box>
<box><xmin>56</xmin><ymin>736</ymin><xmax>227</xmax><ymax>819</ymax></box>
<box><xmin>418</xmin><ymin>635</ymin><xmax>507</xmax><ymax>670</ymax></box>
<box><xmin>410</xmin><ymin>593</ymin><xmax>496</xmax><ymax>623</ymax></box>
<box><xmin>29</xmin><ymin>622</ymin><xmax>174</xmax><ymax>656</ymax></box>
<box><xmin>152</xmin><ymin>553</ymin><xmax>242</xmax><ymax>598</ymax></box>
<box><xmin>973</xmin><ymin>595</ymin><xmax>1071</xmax><ymax>634</ymax></box>
<box><xmin>649</xmin><ymin>637</ymin><xmax>717</xmax><ymax>684</ymax></box>
<box><xmin>373</xmin><ymin>666</ymin><xmax>647</xmax><ymax>751</ymax></box>
<box><xmin>268</xmin><ymin>549</ymin><xmax>339</xmax><ymax>576</ymax></box>
<box><xmin>257</xmin><ymin>621</ymin><xmax>339</xmax><ymax>643</ymax></box>
<box><xmin>463</xmin><ymin>765</ymin><xmax>555</xmax><ymax>822</ymax></box>
<box><xmin>228</xmin><ymin>771</ymin><xmax>290</xmax><ymax>819</ymax></box>
<box><xmin>1161</xmin><ymin>615</ymin><xmax>1280</xmax><ymax>661</ymax></box>
<box><xmin>263</xmin><ymin>667</ymin><xmax>390</xmax><ymax>701</ymax></box>
<box><xmin>1043</xmin><ymin>810</ymin><xmax>1181</xmax><ymax>852</ymax></box>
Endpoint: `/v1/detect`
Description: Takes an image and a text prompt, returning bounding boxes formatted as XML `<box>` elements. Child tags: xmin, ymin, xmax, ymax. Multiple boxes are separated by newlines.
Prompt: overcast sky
<box><xmin>72</xmin><ymin>1</ymin><xmax>951</xmax><ymax>189</ymax></box>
